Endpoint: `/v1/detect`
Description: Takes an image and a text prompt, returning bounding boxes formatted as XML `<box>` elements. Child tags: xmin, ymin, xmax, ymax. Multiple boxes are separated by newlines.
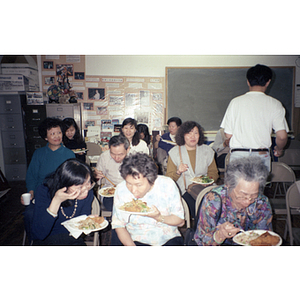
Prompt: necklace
<box><xmin>60</xmin><ymin>199</ymin><xmax>78</xmax><ymax>219</ymax></box>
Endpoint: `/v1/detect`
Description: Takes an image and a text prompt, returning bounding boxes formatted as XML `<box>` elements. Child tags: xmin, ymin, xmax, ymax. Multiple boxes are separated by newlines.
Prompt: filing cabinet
<box><xmin>23</xmin><ymin>105</ymin><xmax>47</xmax><ymax>164</ymax></box>
<box><xmin>0</xmin><ymin>93</ymin><xmax>27</xmax><ymax>181</ymax></box>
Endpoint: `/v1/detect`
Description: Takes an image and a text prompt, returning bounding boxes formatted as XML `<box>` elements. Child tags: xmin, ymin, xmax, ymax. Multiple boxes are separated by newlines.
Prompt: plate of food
<box><xmin>72</xmin><ymin>148</ymin><xmax>88</xmax><ymax>154</ymax></box>
<box><xmin>99</xmin><ymin>187</ymin><xmax>116</xmax><ymax>197</ymax></box>
<box><xmin>63</xmin><ymin>215</ymin><xmax>108</xmax><ymax>233</ymax></box>
<box><xmin>118</xmin><ymin>199</ymin><xmax>154</xmax><ymax>215</ymax></box>
<box><xmin>233</xmin><ymin>230</ymin><xmax>282</xmax><ymax>246</ymax></box>
<box><xmin>191</xmin><ymin>175</ymin><xmax>214</xmax><ymax>185</ymax></box>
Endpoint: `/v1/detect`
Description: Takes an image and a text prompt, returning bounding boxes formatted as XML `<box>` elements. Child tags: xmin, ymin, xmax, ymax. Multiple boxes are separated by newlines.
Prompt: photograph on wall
<box><xmin>56</xmin><ymin>64</ymin><xmax>74</xmax><ymax>76</ymax></box>
<box><xmin>76</xmin><ymin>92</ymin><xmax>83</xmax><ymax>100</ymax></box>
<box><xmin>26</xmin><ymin>92</ymin><xmax>44</xmax><ymax>105</ymax></box>
<box><xmin>109</xmin><ymin>95</ymin><xmax>123</xmax><ymax>105</ymax></box>
<box><xmin>125</xmin><ymin>93</ymin><xmax>139</xmax><ymax>107</ymax></box>
<box><xmin>43</xmin><ymin>61</ymin><xmax>53</xmax><ymax>69</ymax></box>
<box><xmin>153</xmin><ymin>92</ymin><xmax>163</xmax><ymax>101</ymax></box>
<box><xmin>135</xmin><ymin>111</ymin><xmax>150</xmax><ymax>124</ymax></box>
<box><xmin>84</xmin><ymin>120</ymin><xmax>95</xmax><ymax>128</ymax></box>
<box><xmin>96</xmin><ymin>106</ymin><xmax>108</xmax><ymax>115</ymax></box>
<box><xmin>44</xmin><ymin>77</ymin><xmax>55</xmax><ymax>85</ymax></box>
<box><xmin>112</xmin><ymin>119</ymin><xmax>120</xmax><ymax>125</ymax></box>
<box><xmin>83</xmin><ymin>103</ymin><xmax>94</xmax><ymax>110</ymax></box>
<box><xmin>114</xmin><ymin>124</ymin><xmax>122</xmax><ymax>133</ymax></box>
<box><xmin>140</xmin><ymin>90</ymin><xmax>150</xmax><ymax>106</ymax></box>
<box><xmin>101</xmin><ymin>119</ymin><xmax>113</xmax><ymax>131</ymax></box>
<box><xmin>75</xmin><ymin>72</ymin><xmax>85</xmax><ymax>80</ymax></box>
<box><xmin>88</xmin><ymin>88</ymin><xmax>105</xmax><ymax>100</ymax></box>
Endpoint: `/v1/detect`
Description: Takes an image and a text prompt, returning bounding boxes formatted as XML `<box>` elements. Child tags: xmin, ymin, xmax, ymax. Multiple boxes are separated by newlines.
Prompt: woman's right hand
<box><xmin>216</xmin><ymin>222</ymin><xmax>240</xmax><ymax>242</ymax></box>
<box><xmin>176</xmin><ymin>162</ymin><xmax>189</xmax><ymax>175</ymax></box>
<box><xmin>53</xmin><ymin>187</ymin><xmax>81</xmax><ymax>205</ymax></box>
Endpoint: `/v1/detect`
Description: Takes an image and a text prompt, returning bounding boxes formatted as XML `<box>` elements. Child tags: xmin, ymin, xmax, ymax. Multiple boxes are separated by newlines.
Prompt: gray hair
<box><xmin>109</xmin><ymin>134</ymin><xmax>130</xmax><ymax>150</ymax></box>
<box><xmin>224</xmin><ymin>156</ymin><xmax>269</xmax><ymax>194</ymax></box>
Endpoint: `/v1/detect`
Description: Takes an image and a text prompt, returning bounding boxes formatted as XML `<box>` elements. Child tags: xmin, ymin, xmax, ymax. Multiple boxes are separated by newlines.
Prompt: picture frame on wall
<box><xmin>88</xmin><ymin>88</ymin><xmax>105</xmax><ymax>100</ymax></box>
<box><xmin>75</xmin><ymin>72</ymin><xmax>85</xmax><ymax>80</ymax></box>
<box><xmin>56</xmin><ymin>64</ymin><xmax>74</xmax><ymax>76</ymax></box>
<box><xmin>43</xmin><ymin>61</ymin><xmax>53</xmax><ymax>69</ymax></box>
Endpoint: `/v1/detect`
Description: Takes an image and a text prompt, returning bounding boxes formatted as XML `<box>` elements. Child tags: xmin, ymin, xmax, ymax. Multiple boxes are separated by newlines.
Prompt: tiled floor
<box><xmin>0</xmin><ymin>180</ymin><xmax>299</xmax><ymax>246</ymax></box>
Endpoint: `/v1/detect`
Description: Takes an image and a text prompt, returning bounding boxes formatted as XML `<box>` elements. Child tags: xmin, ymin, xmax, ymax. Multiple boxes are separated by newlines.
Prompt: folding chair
<box><xmin>285</xmin><ymin>181</ymin><xmax>300</xmax><ymax>245</ymax></box>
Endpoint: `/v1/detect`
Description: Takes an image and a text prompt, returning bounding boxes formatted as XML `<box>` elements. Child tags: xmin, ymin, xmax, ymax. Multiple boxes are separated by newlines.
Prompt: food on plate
<box><xmin>249</xmin><ymin>231</ymin><xmax>280</xmax><ymax>246</ymax></box>
<box><xmin>72</xmin><ymin>148</ymin><xmax>86</xmax><ymax>152</ymax></box>
<box><xmin>192</xmin><ymin>175</ymin><xmax>213</xmax><ymax>184</ymax></box>
<box><xmin>119</xmin><ymin>199</ymin><xmax>152</xmax><ymax>213</ymax></box>
<box><xmin>101</xmin><ymin>187</ymin><xmax>115</xmax><ymax>196</ymax></box>
<box><xmin>234</xmin><ymin>231</ymin><xmax>261</xmax><ymax>245</ymax></box>
<box><xmin>78</xmin><ymin>216</ymin><xmax>105</xmax><ymax>230</ymax></box>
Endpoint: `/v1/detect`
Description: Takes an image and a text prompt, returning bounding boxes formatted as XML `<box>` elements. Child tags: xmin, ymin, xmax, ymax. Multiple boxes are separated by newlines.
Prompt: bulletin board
<box><xmin>166</xmin><ymin>67</ymin><xmax>295</xmax><ymax>132</ymax></box>
<box><xmin>41</xmin><ymin>55</ymin><xmax>165</xmax><ymax>143</ymax></box>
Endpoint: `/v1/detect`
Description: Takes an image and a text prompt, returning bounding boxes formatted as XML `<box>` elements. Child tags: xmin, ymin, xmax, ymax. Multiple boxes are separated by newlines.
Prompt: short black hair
<box><xmin>246</xmin><ymin>64</ymin><xmax>272</xmax><ymax>87</ymax></box>
<box><xmin>175</xmin><ymin>121</ymin><xmax>205</xmax><ymax>146</ymax></box>
<box><xmin>120</xmin><ymin>153</ymin><xmax>158</xmax><ymax>185</ymax></box>
<box><xmin>38</xmin><ymin>118</ymin><xmax>63</xmax><ymax>140</ymax></box>
<box><xmin>167</xmin><ymin>117</ymin><xmax>182</xmax><ymax>127</ymax></box>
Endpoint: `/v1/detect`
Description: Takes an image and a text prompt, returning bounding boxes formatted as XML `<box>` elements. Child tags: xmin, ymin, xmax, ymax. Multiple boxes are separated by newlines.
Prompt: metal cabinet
<box><xmin>0</xmin><ymin>93</ymin><xmax>27</xmax><ymax>181</ymax></box>
<box><xmin>23</xmin><ymin>105</ymin><xmax>47</xmax><ymax>165</ymax></box>
<box><xmin>46</xmin><ymin>103</ymin><xmax>82</xmax><ymax>134</ymax></box>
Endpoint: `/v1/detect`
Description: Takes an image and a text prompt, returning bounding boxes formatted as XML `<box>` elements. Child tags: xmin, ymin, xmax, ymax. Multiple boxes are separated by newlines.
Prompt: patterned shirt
<box><xmin>194</xmin><ymin>185</ymin><xmax>273</xmax><ymax>246</ymax></box>
<box><xmin>112</xmin><ymin>175</ymin><xmax>184</xmax><ymax>246</ymax></box>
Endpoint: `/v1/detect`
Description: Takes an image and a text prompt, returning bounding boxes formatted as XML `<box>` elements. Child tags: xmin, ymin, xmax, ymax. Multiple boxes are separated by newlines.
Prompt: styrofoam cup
<box><xmin>22</xmin><ymin>193</ymin><xmax>31</xmax><ymax>205</ymax></box>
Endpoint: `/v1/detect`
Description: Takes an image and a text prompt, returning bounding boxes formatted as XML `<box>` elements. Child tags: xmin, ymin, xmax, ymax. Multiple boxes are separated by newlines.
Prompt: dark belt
<box><xmin>231</xmin><ymin>148</ymin><xmax>269</xmax><ymax>153</ymax></box>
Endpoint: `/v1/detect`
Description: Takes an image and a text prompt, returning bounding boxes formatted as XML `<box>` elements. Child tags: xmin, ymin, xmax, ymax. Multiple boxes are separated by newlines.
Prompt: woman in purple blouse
<box><xmin>194</xmin><ymin>156</ymin><xmax>273</xmax><ymax>246</ymax></box>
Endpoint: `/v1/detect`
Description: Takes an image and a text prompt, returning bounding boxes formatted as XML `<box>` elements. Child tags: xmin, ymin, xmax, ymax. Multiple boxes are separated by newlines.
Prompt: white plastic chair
<box><xmin>181</xmin><ymin>197</ymin><xmax>191</xmax><ymax>229</ymax></box>
<box><xmin>195</xmin><ymin>185</ymin><xmax>216</xmax><ymax>219</ymax></box>
<box><xmin>85</xmin><ymin>196</ymin><xmax>101</xmax><ymax>246</ymax></box>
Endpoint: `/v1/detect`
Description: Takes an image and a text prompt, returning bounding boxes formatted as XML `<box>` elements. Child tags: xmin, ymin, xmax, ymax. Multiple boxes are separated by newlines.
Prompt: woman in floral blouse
<box><xmin>194</xmin><ymin>156</ymin><xmax>273</xmax><ymax>246</ymax></box>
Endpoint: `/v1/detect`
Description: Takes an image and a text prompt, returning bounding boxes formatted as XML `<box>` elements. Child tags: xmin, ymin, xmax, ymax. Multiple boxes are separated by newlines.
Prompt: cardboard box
<box><xmin>0</xmin><ymin>74</ymin><xmax>29</xmax><ymax>92</ymax></box>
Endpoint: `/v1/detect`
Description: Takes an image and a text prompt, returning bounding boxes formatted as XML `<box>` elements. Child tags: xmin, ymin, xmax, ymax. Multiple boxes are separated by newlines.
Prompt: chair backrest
<box><xmin>195</xmin><ymin>185</ymin><xmax>216</xmax><ymax>218</ymax></box>
<box><xmin>181</xmin><ymin>197</ymin><xmax>191</xmax><ymax>228</ymax></box>
<box><xmin>86</xmin><ymin>142</ymin><xmax>102</xmax><ymax>156</ymax></box>
<box><xmin>270</xmin><ymin>162</ymin><xmax>296</xmax><ymax>183</ymax></box>
<box><xmin>279</xmin><ymin>145</ymin><xmax>300</xmax><ymax>169</ymax></box>
<box><xmin>91</xmin><ymin>196</ymin><xmax>100</xmax><ymax>216</ymax></box>
<box><xmin>286</xmin><ymin>181</ymin><xmax>300</xmax><ymax>209</ymax></box>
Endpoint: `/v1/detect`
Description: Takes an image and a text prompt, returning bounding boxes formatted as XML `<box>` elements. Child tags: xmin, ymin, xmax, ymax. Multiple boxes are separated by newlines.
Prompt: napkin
<box><xmin>61</xmin><ymin>215</ymin><xmax>94</xmax><ymax>239</ymax></box>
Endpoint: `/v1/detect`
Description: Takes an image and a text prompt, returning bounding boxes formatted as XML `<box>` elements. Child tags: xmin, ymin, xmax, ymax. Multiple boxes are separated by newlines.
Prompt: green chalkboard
<box><xmin>166</xmin><ymin>67</ymin><xmax>294</xmax><ymax>131</ymax></box>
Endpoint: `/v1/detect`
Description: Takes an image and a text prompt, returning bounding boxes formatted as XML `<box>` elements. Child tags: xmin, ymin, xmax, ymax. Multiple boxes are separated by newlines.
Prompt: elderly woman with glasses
<box><xmin>194</xmin><ymin>156</ymin><xmax>273</xmax><ymax>246</ymax></box>
<box><xmin>31</xmin><ymin>158</ymin><xmax>95</xmax><ymax>245</ymax></box>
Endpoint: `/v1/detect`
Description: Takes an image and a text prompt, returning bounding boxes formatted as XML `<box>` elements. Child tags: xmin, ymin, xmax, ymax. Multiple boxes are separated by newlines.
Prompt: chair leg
<box><xmin>22</xmin><ymin>230</ymin><xmax>26</xmax><ymax>246</ymax></box>
<box><xmin>283</xmin><ymin>217</ymin><xmax>288</xmax><ymax>240</ymax></box>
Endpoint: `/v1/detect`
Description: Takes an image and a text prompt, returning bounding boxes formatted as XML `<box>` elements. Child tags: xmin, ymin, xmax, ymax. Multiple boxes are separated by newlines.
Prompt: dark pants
<box><xmin>110</xmin><ymin>229</ymin><xmax>184</xmax><ymax>246</ymax></box>
<box><xmin>32</xmin><ymin>232</ymin><xmax>86</xmax><ymax>246</ymax></box>
<box><xmin>103</xmin><ymin>197</ymin><xmax>113</xmax><ymax>212</ymax></box>
<box><xmin>182</xmin><ymin>191</ymin><xmax>196</xmax><ymax>219</ymax></box>
<box><xmin>23</xmin><ymin>202</ymin><xmax>34</xmax><ymax>243</ymax></box>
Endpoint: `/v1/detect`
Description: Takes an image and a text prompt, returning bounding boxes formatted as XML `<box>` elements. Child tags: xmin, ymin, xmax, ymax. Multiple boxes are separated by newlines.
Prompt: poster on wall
<box><xmin>88</xmin><ymin>88</ymin><xmax>105</xmax><ymax>100</ymax></box>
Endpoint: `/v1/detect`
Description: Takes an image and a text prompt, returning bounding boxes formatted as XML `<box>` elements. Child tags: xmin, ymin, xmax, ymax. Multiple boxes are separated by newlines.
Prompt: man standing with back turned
<box><xmin>220</xmin><ymin>64</ymin><xmax>289</xmax><ymax>171</ymax></box>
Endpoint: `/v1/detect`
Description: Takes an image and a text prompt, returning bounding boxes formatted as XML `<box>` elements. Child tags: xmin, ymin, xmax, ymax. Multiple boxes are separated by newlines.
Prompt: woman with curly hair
<box><xmin>166</xmin><ymin>121</ymin><xmax>219</xmax><ymax>219</ymax></box>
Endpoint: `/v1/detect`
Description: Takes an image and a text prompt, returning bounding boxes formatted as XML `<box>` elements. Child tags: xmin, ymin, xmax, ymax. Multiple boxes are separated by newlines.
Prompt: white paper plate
<box><xmin>117</xmin><ymin>206</ymin><xmax>154</xmax><ymax>215</ymax></box>
<box><xmin>72</xmin><ymin>149</ymin><xmax>88</xmax><ymax>153</ymax></box>
<box><xmin>63</xmin><ymin>215</ymin><xmax>108</xmax><ymax>233</ymax></box>
<box><xmin>190</xmin><ymin>177</ymin><xmax>214</xmax><ymax>185</ymax></box>
<box><xmin>233</xmin><ymin>230</ymin><xmax>282</xmax><ymax>246</ymax></box>
<box><xmin>98</xmin><ymin>187</ymin><xmax>115</xmax><ymax>197</ymax></box>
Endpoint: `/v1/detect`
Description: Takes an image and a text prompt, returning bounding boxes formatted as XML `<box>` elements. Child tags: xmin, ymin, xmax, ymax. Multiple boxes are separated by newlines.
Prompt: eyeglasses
<box><xmin>78</xmin><ymin>182</ymin><xmax>95</xmax><ymax>192</ymax></box>
<box><xmin>232</xmin><ymin>189</ymin><xmax>258</xmax><ymax>203</ymax></box>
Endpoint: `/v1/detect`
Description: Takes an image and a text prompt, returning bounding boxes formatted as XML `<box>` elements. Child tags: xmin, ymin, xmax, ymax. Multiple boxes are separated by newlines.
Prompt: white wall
<box><xmin>86</xmin><ymin>55</ymin><xmax>300</xmax><ymax>77</ymax></box>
